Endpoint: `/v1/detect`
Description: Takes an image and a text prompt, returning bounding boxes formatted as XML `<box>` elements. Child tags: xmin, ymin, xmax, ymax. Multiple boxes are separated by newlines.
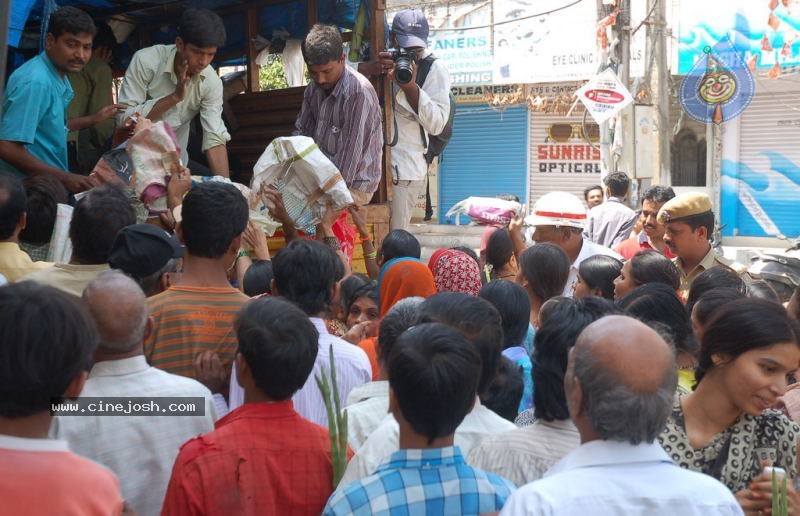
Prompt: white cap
<box><xmin>525</xmin><ymin>191</ymin><xmax>588</xmax><ymax>230</ymax></box>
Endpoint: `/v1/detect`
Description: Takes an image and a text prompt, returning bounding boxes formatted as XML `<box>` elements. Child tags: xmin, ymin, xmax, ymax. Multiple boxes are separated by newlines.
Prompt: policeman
<box><xmin>657</xmin><ymin>192</ymin><xmax>748</xmax><ymax>295</ymax></box>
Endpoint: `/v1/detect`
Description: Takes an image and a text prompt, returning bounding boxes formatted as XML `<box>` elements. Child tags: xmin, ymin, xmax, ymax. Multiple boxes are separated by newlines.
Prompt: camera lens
<box><xmin>395</xmin><ymin>56</ymin><xmax>413</xmax><ymax>84</ymax></box>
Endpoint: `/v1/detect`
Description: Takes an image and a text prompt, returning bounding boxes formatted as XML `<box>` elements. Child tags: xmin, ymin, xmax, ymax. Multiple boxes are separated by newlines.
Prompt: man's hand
<box><xmin>348</xmin><ymin>204</ymin><xmax>370</xmax><ymax>239</ymax></box>
<box><xmin>359</xmin><ymin>51</ymin><xmax>395</xmax><ymax>77</ymax></box>
<box><xmin>96</xmin><ymin>47</ymin><xmax>113</xmax><ymax>64</ymax></box>
<box><xmin>260</xmin><ymin>184</ymin><xmax>291</xmax><ymax>225</ymax></box>
<box><xmin>173</xmin><ymin>56</ymin><xmax>189</xmax><ymax>102</ymax></box>
<box><xmin>388</xmin><ymin>57</ymin><xmax>418</xmax><ymax>91</ymax></box>
<box><xmin>341</xmin><ymin>320</ymin><xmax>378</xmax><ymax>345</ymax></box>
<box><xmin>241</xmin><ymin>220</ymin><xmax>270</xmax><ymax>261</ymax></box>
<box><xmin>113</xmin><ymin>115</ymin><xmax>150</xmax><ymax>147</ymax></box>
<box><xmin>62</xmin><ymin>173</ymin><xmax>96</xmax><ymax>194</ymax></box>
<box><xmin>166</xmin><ymin>164</ymin><xmax>192</xmax><ymax>202</ymax></box>
<box><xmin>508</xmin><ymin>206</ymin><xmax>525</xmax><ymax>235</ymax></box>
<box><xmin>318</xmin><ymin>201</ymin><xmax>344</xmax><ymax>237</ymax></box>
<box><xmin>92</xmin><ymin>103</ymin><xmax>125</xmax><ymax>125</ymax></box>
<box><xmin>195</xmin><ymin>351</ymin><xmax>227</xmax><ymax>394</ymax></box>
<box><xmin>260</xmin><ymin>184</ymin><xmax>297</xmax><ymax>241</ymax></box>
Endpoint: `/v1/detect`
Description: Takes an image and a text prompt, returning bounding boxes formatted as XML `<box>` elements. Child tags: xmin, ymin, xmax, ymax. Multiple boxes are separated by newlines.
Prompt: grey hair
<box><xmin>83</xmin><ymin>270</ymin><xmax>148</xmax><ymax>354</ymax></box>
<box><xmin>376</xmin><ymin>297</ymin><xmax>424</xmax><ymax>362</ymax></box>
<box><xmin>388</xmin><ymin>296</ymin><xmax>424</xmax><ymax>316</ymax></box>
<box><xmin>572</xmin><ymin>342</ymin><xmax>677</xmax><ymax>444</ymax></box>
<box><xmin>137</xmin><ymin>258</ymin><xmax>179</xmax><ymax>297</ymax></box>
<box><xmin>302</xmin><ymin>24</ymin><xmax>343</xmax><ymax>66</ymax></box>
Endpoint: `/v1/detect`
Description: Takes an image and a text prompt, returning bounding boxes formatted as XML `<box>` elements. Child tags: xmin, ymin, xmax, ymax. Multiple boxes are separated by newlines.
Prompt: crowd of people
<box><xmin>2</xmin><ymin>143</ymin><xmax>800</xmax><ymax>514</ymax></box>
<box><xmin>3</xmin><ymin>4</ymin><xmax>800</xmax><ymax>516</ymax></box>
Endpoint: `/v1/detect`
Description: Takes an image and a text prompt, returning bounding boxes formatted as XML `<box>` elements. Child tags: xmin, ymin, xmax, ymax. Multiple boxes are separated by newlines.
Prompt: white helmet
<box><xmin>525</xmin><ymin>191</ymin><xmax>588</xmax><ymax>230</ymax></box>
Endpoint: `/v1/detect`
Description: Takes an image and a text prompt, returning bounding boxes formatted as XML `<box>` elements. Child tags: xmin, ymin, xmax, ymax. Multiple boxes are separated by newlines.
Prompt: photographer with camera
<box><xmin>357</xmin><ymin>9</ymin><xmax>452</xmax><ymax>231</ymax></box>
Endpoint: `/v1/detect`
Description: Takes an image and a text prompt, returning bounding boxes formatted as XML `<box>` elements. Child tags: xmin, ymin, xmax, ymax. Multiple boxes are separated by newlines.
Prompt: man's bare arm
<box><xmin>0</xmin><ymin>141</ymin><xmax>94</xmax><ymax>193</ymax></box>
<box><xmin>205</xmin><ymin>145</ymin><xmax>230</xmax><ymax>178</ymax></box>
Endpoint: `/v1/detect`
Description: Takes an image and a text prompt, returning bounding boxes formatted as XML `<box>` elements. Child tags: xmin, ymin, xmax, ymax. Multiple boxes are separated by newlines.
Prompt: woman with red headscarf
<box><xmin>428</xmin><ymin>249</ymin><xmax>483</xmax><ymax>296</ymax></box>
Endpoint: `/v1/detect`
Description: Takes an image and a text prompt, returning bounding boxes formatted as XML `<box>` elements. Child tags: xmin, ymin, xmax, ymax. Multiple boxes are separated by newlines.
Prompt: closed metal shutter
<box><xmin>438</xmin><ymin>105</ymin><xmax>528</xmax><ymax>224</ymax></box>
<box><xmin>725</xmin><ymin>91</ymin><xmax>800</xmax><ymax>237</ymax></box>
<box><xmin>528</xmin><ymin>110</ymin><xmax>603</xmax><ymax>210</ymax></box>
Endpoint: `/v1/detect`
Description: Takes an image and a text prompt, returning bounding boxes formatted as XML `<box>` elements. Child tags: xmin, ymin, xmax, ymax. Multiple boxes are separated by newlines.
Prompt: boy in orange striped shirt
<box><xmin>145</xmin><ymin>181</ymin><xmax>249</xmax><ymax>387</ymax></box>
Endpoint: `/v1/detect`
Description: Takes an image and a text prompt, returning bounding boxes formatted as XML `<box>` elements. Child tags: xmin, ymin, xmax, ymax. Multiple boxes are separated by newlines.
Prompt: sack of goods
<box><xmin>252</xmin><ymin>136</ymin><xmax>353</xmax><ymax>234</ymax></box>
<box><xmin>445</xmin><ymin>196</ymin><xmax>523</xmax><ymax>226</ymax></box>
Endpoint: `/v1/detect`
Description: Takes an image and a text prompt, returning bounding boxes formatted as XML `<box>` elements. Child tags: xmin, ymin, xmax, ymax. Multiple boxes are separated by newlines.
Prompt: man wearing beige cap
<box><xmin>657</xmin><ymin>192</ymin><xmax>747</xmax><ymax>295</ymax></box>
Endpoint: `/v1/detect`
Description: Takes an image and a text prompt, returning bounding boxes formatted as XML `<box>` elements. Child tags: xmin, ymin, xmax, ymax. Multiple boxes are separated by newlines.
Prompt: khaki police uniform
<box><xmin>657</xmin><ymin>192</ymin><xmax>750</xmax><ymax>296</ymax></box>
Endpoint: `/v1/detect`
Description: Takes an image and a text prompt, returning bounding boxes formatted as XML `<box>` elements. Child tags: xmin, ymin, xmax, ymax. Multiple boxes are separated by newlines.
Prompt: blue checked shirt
<box><xmin>324</xmin><ymin>446</ymin><xmax>515</xmax><ymax>515</ymax></box>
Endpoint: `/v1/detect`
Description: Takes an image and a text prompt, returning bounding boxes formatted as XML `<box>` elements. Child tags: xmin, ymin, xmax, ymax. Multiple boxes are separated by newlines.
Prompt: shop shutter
<box><xmin>438</xmin><ymin>105</ymin><xmax>528</xmax><ymax>224</ymax></box>
<box><xmin>528</xmin><ymin>110</ymin><xmax>603</xmax><ymax>211</ymax></box>
<box><xmin>725</xmin><ymin>91</ymin><xmax>800</xmax><ymax>237</ymax></box>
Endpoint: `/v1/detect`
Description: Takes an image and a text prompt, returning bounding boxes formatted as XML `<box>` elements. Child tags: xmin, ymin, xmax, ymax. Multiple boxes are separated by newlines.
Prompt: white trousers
<box><xmin>390</xmin><ymin>179</ymin><xmax>426</xmax><ymax>231</ymax></box>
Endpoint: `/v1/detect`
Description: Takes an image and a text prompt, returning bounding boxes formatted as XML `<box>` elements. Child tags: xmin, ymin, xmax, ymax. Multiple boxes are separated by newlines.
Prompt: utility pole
<box><xmin>647</xmin><ymin>0</ymin><xmax>671</xmax><ymax>185</ymax></box>
<box><xmin>615</xmin><ymin>0</ymin><xmax>635</xmax><ymax>181</ymax></box>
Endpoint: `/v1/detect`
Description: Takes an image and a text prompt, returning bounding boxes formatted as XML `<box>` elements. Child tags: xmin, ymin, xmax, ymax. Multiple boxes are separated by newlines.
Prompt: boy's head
<box><xmin>235</xmin><ymin>297</ymin><xmax>319</xmax><ymax>400</ymax></box>
<box><xmin>69</xmin><ymin>185</ymin><xmax>136</xmax><ymax>264</ymax></box>
<box><xmin>483</xmin><ymin>356</ymin><xmax>524</xmax><ymax>422</ymax></box>
<box><xmin>416</xmin><ymin>292</ymin><xmax>503</xmax><ymax>397</ymax></box>
<box><xmin>0</xmin><ymin>282</ymin><xmax>96</xmax><ymax>418</ymax></box>
<box><xmin>178</xmin><ymin>182</ymin><xmax>248</xmax><ymax>260</ymax></box>
<box><xmin>379</xmin><ymin>229</ymin><xmax>421</xmax><ymax>265</ymax></box>
<box><xmin>19</xmin><ymin>175</ymin><xmax>68</xmax><ymax>245</ymax></box>
<box><xmin>479</xmin><ymin>280</ymin><xmax>530</xmax><ymax>349</ymax></box>
<box><xmin>388</xmin><ymin>323</ymin><xmax>480</xmax><ymax>444</ymax></box>
<box><xmin>176</xmin><ymin>8</ymin><xmax>226</xmax><ymax>76</ymax></box>
<box><xmin>272</xmin><ymin>239</ymin><xmax>342</xmax><ymax>316</ymax></box>
<box><xmin>376</xmin><ymin>296</ymin><xmax>423</xmax><ymax>369</ymax></box>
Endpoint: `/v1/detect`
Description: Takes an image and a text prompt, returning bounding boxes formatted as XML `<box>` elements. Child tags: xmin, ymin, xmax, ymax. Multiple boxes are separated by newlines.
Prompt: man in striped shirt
<box><xmin>294</xmin><ymin>24</ymin><xmax>383</xmax><ymax>205</ymax></box>
<box><xmin>145</xmin><ymin>181</ymin><xmax>249</xmax><ymax>385</ymax></box>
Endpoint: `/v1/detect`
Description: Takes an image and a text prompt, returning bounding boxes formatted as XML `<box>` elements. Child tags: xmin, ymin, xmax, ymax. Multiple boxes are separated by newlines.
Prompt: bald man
<box><xmin>501</xmin><ymin>316</ymin><xmax>742</xmax><ymax>515</ymax></box>
<box><xmin>51</xmin><ymin>270</ymin><xmax>216</xmax><ymax>516</ymax></box>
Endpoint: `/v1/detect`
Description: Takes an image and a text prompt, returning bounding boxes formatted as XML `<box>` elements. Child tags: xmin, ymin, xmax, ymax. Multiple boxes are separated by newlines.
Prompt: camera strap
<box><xmin>415</xmin><ymin>56</ymin><xmax>436</xmax><ymax>149</ymax></box>
<box><xmin>388</xmin><ymin>86</ymin><xmax>400</xmax><ymax>148</ymax></box>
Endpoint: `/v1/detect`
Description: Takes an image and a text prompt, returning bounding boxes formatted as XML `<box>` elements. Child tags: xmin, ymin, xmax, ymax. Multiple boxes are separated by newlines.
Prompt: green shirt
<box><xmin>68</xmin><ymin>55</ymin><xmax>115</xmax><ymax>168</ymax></box>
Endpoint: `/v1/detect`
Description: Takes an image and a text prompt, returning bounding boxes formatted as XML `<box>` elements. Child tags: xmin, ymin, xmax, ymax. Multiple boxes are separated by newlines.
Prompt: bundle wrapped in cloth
<box><xmin>125</xmin><ymin>120</ymin><xmax>182</xmax><ymax>214</ymax></box>
<box><xmin>251</xmin><ymin>136</ymin><xmax>353</xmax><ymax>235</ymax></box>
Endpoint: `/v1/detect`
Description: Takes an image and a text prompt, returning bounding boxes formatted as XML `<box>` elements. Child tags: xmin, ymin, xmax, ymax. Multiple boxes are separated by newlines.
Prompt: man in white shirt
<box><xmin>340</xmin><ymin>293</ymin><xmax>515</xmax><ymax>485</ymax></box>
<box><xmin>500</xmin><ymin>316</ymin><xmax>742</xmax><ymax>515</ymax></box>
<box><xmin>228</xmin><ymin>240</ymin><xmax>372</xmax><ymax>426</ymax></box>
<box><xmin>586</xmin><ymin>172</ymin><xmax>638</xmax><ymax>248</ymax></box>
<box><xmin>117</xmin><ymin>8</ymin><xmax>231</xmax><ymax>176</ymax></box>
<box><xmin>516</xmin><ymin>191</ymin><xmax>621</xmax><ymax>297</ymax></box>
<box><xmin>52</xmin><ymin>271</ymin><xmax>216</xmax><ymax>516</ymax></box>
<box><xmin>357</xmin><ymin>9</ymin><xmax>451</xmax><ymax>230</ymax></box>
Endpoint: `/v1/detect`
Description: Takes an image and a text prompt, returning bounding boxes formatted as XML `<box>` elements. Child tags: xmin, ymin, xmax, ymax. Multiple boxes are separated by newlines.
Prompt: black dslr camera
<box><xmin>386</xmin><ymin>48</ymin><xmax>417</xmax><ymax>84</ymax></box>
